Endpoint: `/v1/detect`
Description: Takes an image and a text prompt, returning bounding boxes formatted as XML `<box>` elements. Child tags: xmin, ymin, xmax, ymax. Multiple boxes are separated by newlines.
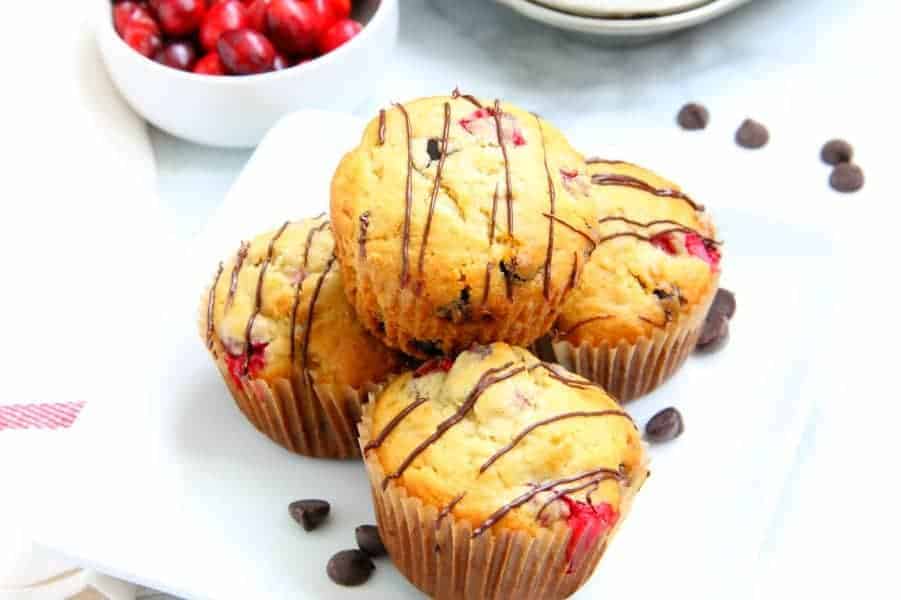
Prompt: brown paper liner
<box><xmin>350</xmin><ymin>265</ymin><xmax>564</xmax><ymax>358</ymax></box>
<box><xmin>537</xmin><ymin>281</ymin><xmax>718</xmax><ymax>402</ymax></box>
<box><xmin>358</xmin><ymin>406</ymin><xmax>648</xmax><ymax>599</ymax></box>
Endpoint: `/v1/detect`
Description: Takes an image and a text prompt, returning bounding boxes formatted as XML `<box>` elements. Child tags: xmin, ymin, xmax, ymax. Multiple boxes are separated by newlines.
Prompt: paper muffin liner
<box><xmin>350</xmin><ymin>266</ymin><xmax>564</xmax><ymax>357</ymax></box>
<box><xmin>358</xmin><ymin>406</ymin><xmax>647</xmax><ymax>599</ymax></box>
<box><xmin>536</xmin><ymin>282</ymin><xmax>718</xmax><ymax>402</ymax></box>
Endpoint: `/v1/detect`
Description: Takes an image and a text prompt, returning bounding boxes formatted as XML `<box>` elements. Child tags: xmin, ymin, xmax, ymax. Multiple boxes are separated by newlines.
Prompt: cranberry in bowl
<box><xmin>97</xmin><ymin>0</ymin><xmax>397</xmax><ymax>147</ymax></box>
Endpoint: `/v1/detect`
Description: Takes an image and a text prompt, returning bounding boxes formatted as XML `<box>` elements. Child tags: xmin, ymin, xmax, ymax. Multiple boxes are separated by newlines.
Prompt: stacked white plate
<box><xmin>496</xmin><ymin>0</ymin><xmax>753</xmax><ymax>42</ymax></box>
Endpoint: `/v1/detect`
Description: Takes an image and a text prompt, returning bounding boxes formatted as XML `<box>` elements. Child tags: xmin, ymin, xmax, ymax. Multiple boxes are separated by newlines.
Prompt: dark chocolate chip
<box><xmin>498</xmin><ymin>259</ymin><xmax>530</xmax><ymax>284</ymax></box>
<box><xmin>696</xmin><ymin>312</ymin><xmax>729</xmax><ymax>353</ymax></box>
<box><xmin>708</xmin><ymin>288</ymin><xmax>736</xmax><ymax>320</ymax></box>
<box><xmin>645</xmin><ymin>407</ymin><xmax>684</xmax><ymax>443</ymax></box>
<box><xmin>653</xmin><ymin>288</ymin><xmax>671</xmax><ymax>300</ymax></box>
<box><xmin>735</xmin><ymin>119</ymin><xmax>769</xmax><ymax>149</ymax></box>
<box><xmin>821</xmin><ymin>139</ymin><xmax>853</xmax><ymax>165</ymax></box>
<box><xmin>289</xmin><ymin>499</ymin><xmax>330</xmax><ymax>532</ymax></box>
<box><xmin>676</xmin><ymin>103</ymin><xmax>709</xmax><ymax>130</ymax></box>
<box><xmin>829</xmin><ymin>163</ymin><xmax>864</xmax><ymax>193</ymax></box>
<box><xmin>426</xmin><ymin>138</ymin><xmax>442</xmax><ymax>162</ymax></box>
<box><xmin>355</xmin><ymin>525</ymin><xmax>387</xmax><ymax>557</ymax></box>
<box><xmin>410</xmin><ymin>339</ymin><xmax>444</xmax><ymax>356</ymax></box>
<box><xmin>327</xmin><ymin>549</ymin><xmax>375</xmax><ymax>586</ymax></box>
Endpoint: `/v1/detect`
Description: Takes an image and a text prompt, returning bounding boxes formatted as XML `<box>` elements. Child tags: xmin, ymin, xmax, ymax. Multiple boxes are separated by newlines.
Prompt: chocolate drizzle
<box><xmin>205</xmin><ymin>262</ymin><xmax>224</xmax><ymax>349</ymax></box>
<box><xmin>289</xmin><ymin>219</ymin><xmax>330</xmax><ymax>364</ymax></box>
<box><xmin>554</xmin><ymin>315</ymin><xmax>612</xmax><ymax>338</ymax></box>
<box><xmin>451</xmin><ymin>87</ymin><xmax>482</xmax><ymax>108</ymax></box>
<box><xmin>597</xmin><ymin>227</ymin><xmax>721</xmax><ymax>249</ymax></box>
<box><xmin>416</xmin><ymin>102</ymin><xmax>451</xmax><ymax>288</ymax></box>
<box><xmin>492</xmin><ymin>99</ymin><xmax>514</xmax><ymax>246</ymax></box>
<box><xmin>598</xmin><ymin>216</ymin><xmax>693</xmax><ymax>230</ymax></box>
<box><xmin>479</xmin><ymin>409</ymin><xmax>632</xmax><ymax>474</ymax></box>
<box><xmin>566</xmin><ymin>251</ymin><xmax>579</xmax><ymax>292</ymax></box>
<box><xmin>382</xmin><ymin>361</ymin><xmax>525</xmax><ymax>489</ymax></box>
<box><xmin>536</xmin><ymin>473</ymin><xmax>618</xmax><ymax>518</ymax></box>
<box><xmin>591</xmin><ymin>173</ymin><xmax>704</xmax><ymax>212</ymax></box>
<box><xmin>364</xmin><ymin>394</ymin><xmax>430</xmax><ymax>452</ymax></box>
<box><xmin>471</xmin><ymin>467</ymin><xmax>624</xmax><ymax>538</ymax></box>
<box><xmin>225</xmin><ymin>241</ymin><xmax>249</xmax><ymax>309</ymax></box>
<box><xmin>358</xmin><ymin>211</ymin><xmax>371</xmax><ymax>260</ymax></box>
<box><xmin>528</xmin><ymin>362</ymin><xmax>605</xmax><ymax>391</ymax></box>
<box><xmin>396</xmin><ymin>103</ymin><xmax>414</xmax><ymax>288</ymax></box>
<box><xmin>436</xmin><ymin>492</ymin><xmax>466</xmax><ymax>528</ymax></box>
<box><xmin>377</xmin><ymin>109</ymin><xmax>386</xmax><ymax>145</ymax></box>
<box><xmin>243</xmin><ymin>221</ymin><xmax>290</xmax><ymax>375</ymax></box>
<box><xmin>541</xmin><ymin>213</ymin><xmax>597</xmax><ymax>249</ymax></box>
<box><xmin>300</xmin><ymin>255</ymin><xmax>336</xmax><ymax>373</ymax></box>
<box><xmin>586</xmin><ymin>158</ymin><xmax>629</xmax><ymax>165</ymax></box>
<box><xmin>481</xmin><ymin>184</ymin><xmax>501</xmax><ymax>308</ymax></box>
<box><xmin>536</xmin><ymin>115</ymin><xmax>556</xmax><ymax>301</ymax></box>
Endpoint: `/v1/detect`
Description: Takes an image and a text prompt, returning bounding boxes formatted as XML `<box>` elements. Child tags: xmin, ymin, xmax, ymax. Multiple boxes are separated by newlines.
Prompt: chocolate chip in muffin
<box><xmin>696</xmin><ymin>312</ymin><xmax>729</xmax><ymax>352</ymax></box>
<box><xmin>355</xmin><ymin>524</ymin><xmax>387</xmax><ymax>557</ymax></box>
<box><xmin>829</xmin><ymin>163</ymin><xmax>864</xmax><ymax>193</ymax></box>
<box><xmin>426</xmin><ymin>138</ymin><xmax>442</xmax><ymax>162</ymax></box>
<box><xmin>498</xmin><ymin>258</ymin><xmax>531</xmax><ymax>284</ymax></box>
<box><xmin>327</xmin><ymin>549</ymin><xmax>375</xmax><ymax>586</ymax></box>
<box><xmin>735</xmin><ymin>119</ymin><xmax>769</xmax><ymax>149</ymax></box>
<box><xmin>645</xmin><ymin>407</ymin><xmax>684</xmax><ymax>443</ymax></box>
<box><xmin>709</xmin><ymin>288</ymin><xmax>736</xmax><ymax>320</ymax></box>
<box><xmin>410</xmin><ymin>339</ymin><xmax>444</xmax><ymax>356</ymax></box>
<box><xmin>289</xmin><ymin>499</ymin><xmax>330</xmax><ymax>531</ymax></box>
<box><xmin>821</xmin><ymin>139</ymin><xmax>853</xmax><ymax>165</ymax></box>
<box><xmin>436</xmin><ymin>286</ymin><xmax>473</xmax><ymax>323</ymax></box>
<box><xmin>676</xmin><ymin>103</ymin><xmax>709</xmax><ymax>130</ymax></box>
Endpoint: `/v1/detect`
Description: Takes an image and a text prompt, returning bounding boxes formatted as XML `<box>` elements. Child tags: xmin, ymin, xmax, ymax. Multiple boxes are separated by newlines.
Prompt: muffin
<box><xmin>330</xmin><ymin>92</ymin><xmax>600</xmax><ymax>358</ymax></box>
<box><xmin>200</xmin><ymin>215</ymin><xmax>406</xmax><ymax>458</ymax></box>
<box><xmin>538</xmin><ymin>159</ymin><xmax>721</xmax><ymax>401</ymax></box>
<box><xmin>358</xmin><ymin>343</ymin><xmax>648</xmax><ymax>599</ymax></box>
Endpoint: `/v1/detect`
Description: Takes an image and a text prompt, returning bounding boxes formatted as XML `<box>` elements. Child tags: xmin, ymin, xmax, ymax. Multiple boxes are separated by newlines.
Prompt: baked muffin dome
<box><xmin>330</xmin><ymin>93</ymin><xmax>600</xmax><ymax>358</ymax></box>
<box><xmin>360</xmin><ymin>343</ymin><xmax>647</xmax><ymax>598</ymax></box>
<box><xmin>543</xmin><ymin>159</ymin><xmax>720</xmax><ymax>400</ymax></box>
<box><xmin>202</xmin><ymin>216</ymin><xmax>406</xmax><ymax>457</ymax></box>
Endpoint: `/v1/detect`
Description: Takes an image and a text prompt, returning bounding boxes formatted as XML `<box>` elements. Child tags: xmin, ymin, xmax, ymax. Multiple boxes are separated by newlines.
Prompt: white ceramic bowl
<box><xmin>96</xmin><ymin>0</ymin><xmax>398</xmax><ymax>148</ymax></box>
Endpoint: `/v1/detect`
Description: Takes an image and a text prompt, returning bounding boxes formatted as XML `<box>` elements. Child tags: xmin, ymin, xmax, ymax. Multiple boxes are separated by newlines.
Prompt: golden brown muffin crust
<box><xmin>203</xmin><ymin>216</ymin><xmax>404</xmax><ymax>389</ymax></box>
<box><xmin>554</xmin><ymin>160</ymin><xmax>721</xmax><ymax>346</ymax></box>
<box><xmin>330</xmin><ymin>94</ymin><xmax>600</xmax><ymax>356</ymax></box>
<box><xmin>366</xmin><ymin>343</ymin><xmax>645</xmax><ymax>537</ymax></box>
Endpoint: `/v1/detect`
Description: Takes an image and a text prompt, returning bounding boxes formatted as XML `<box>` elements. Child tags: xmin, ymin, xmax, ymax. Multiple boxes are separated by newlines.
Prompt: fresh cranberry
<box><xmin>303</xmin><ymin>0</ymin><xmax>346</xmax><ymax>33</ymax></box>
<box><xmin>193</xmin><ymin>51</ymin><xmax>226</xmax><ymax>75</ymax></box>
<box><xmin>149</xmin><ymin>0</ymin><xmax>207</xmax><ymax>36</ymax></box>
<box><xmin>246</xmin><ymin>0</ymin><xmax>269</xmax><ymax>32</ymax></box>
<box><xmin>154</xmin><ymin>41</ymin><xmax>197</xmax><ymax>70</ymax></box>
<box><xmin>200</xmin><ymin>0</ymin><xmax>248</xmax><ymax>51</ymax></box>
<box><xmin>114</xmin><ymin>1</ymin><xmax>149</xmax><ymax>34</ymax></box>
<box><xmin>272</xmin><ymin>52</ymin><xmax>291</xmax><ymax>69</ymax></box>
<box><xmin>561</xmin><ymin>497</ymin><xmax>617</xmax><ymax>574</ymax></box>
<box><xmin>224</xmin><ymin>342</ymin><xmax>268</xmax><ymax>387</ymax></box>
<box><xmin>267</xmin><ymin>0</ymin><xmax>319</xmax><ymax>56</ymax></box>
<box><xmin>318</xmin><ymin>18</ymin><xmax>361</xmax><ymax>54</ymax></box>
<box><xmin>413</xmin><ymin>357</ymin><xmax>453</xmax><ymax>378</ymax></box>
<box><xmin>217</xmin><ymin>28</ymin><xmax>275</xmax><ymax>74</ymax></box>
<box><xmin>122</xmin><ymin>21</ymin><xmax>163</xmax><ymax>57</ymax></box>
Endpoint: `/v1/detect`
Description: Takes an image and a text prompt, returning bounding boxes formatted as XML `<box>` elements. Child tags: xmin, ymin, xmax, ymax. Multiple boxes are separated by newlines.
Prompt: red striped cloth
<box><xmin>0</xmin><ymin>402</ymin><xmax>85</xmax><ymax>431</ymax></box>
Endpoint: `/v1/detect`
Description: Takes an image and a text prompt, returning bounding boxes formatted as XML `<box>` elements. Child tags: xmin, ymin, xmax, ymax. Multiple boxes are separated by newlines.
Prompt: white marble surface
<box><xmin>151</xmin><ymin>0</ymin><xmax>899</xmax><ymax>597</ymax></box>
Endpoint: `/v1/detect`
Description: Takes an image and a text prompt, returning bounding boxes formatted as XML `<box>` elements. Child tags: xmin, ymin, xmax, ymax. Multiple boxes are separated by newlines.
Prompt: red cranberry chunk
<box><xmin>413</xmin><ymin>357</ymin><xmax>453</xmax><ymax>378</ymax></box>
<box><xmin>224</xmin><ymin>342</ymin><xmax>268</xmax><ymax>387</ymax></box>
<box><xmin>459</xmin><ymin>108</ymin><xmax>526</xmax><ymax>147</ymax></box>
<box><xmin>217</xmin><ymin>28</ymin><xmax>276</xmax><ymax>75</ymax></box>
<box><xmin>562</xmin><ymin>497</ymin><xmax>617</xmax><ymax>574</ymax></box>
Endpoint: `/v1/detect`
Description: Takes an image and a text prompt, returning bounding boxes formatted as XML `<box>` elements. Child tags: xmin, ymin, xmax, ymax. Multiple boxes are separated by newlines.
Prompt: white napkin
<box><xmin>1</xmin><ymin>3</ymin><xmax>161</xmax><ymax>598</ymax></box>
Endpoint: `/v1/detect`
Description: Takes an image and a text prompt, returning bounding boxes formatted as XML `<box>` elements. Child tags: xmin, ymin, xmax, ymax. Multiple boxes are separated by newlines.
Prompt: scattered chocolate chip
<box><xmin>327</xmin><ymin>549</ymin><xmax>375</xmax><ymax>586</ymax></box>
<box><xmin>677</xmin><ymin>103</ymin><xmax>709</xmax><ymax>130</ymax></box>
<box><xmin>289</xmin><ymin>499</ymin><xmax>330</xmax><ymax>532</ymax></box>
<box><xmin>426</xmin><ymin>138</ymin><xmax>442</xmax><ymax>162</ymax></box>
<box><xmin>708</xmin><ymin>288</ymin><xmax>736</xmax><ymax>320</ymax></box>
<box><xmin>355</xmin><ymin>525</ymin><xmax>387</xmax><ymax>557</ymax></box>
<box><xmin>645</xmin><ymin>407</ymin><xmax>684</xmax><ymax>443</ymax></box>
<box><xmin>821</xmin><ymin>139</ymin><xmax>853</xmax><ymax>165</ymax></box>
<box><xmin>696</xmin><ymin>312</ymin><xmax>729</xmax><ymax>353</ymax></box>
<box><xmin>653</xmin><ymin>288</ymin><xmax>671</xmax><ymax>300</ymax></box>
<box><xmin>735</xmin><ymin>119</ymin><xmax>769</xmax><ymax>149</ymax></box>
<box><xmin>829</xmin><ymin>163</ymin><xmax>864</xmax><ymax>193</ymax></box>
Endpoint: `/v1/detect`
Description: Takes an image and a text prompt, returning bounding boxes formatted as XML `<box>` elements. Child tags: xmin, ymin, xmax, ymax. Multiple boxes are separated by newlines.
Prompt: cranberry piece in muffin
<box><xmin>359</xmin><ymin>344</ymin><xmax>647</xmax><ymax>598</ymax></box>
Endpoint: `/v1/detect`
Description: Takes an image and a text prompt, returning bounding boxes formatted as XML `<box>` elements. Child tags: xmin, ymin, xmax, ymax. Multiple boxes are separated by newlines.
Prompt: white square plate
<box><xmin>32</xmin><ymin>110</ymin><xmax>840</xmax><ymax>599</ymax></box>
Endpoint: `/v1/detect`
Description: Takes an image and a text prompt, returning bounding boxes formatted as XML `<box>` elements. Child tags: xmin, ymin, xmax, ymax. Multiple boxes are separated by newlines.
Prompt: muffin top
<box><xmin>554</xmin><ymin>159</ymin><xmax>721</xmax><ymax>347</ymax></box>
<box><xmin>330</xmin><ymin>93</ymin><xmax>600</xmax><ymax>348</ymax></box>
<box><xmin>203</xmin><ymin>215</ymin><xmax>405</xmax><ymax>388</ymax></box>
<box><xmin>365</xmin><ymin>343</ymin><xmax>645</xmax><ymax>541</ymax></box>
